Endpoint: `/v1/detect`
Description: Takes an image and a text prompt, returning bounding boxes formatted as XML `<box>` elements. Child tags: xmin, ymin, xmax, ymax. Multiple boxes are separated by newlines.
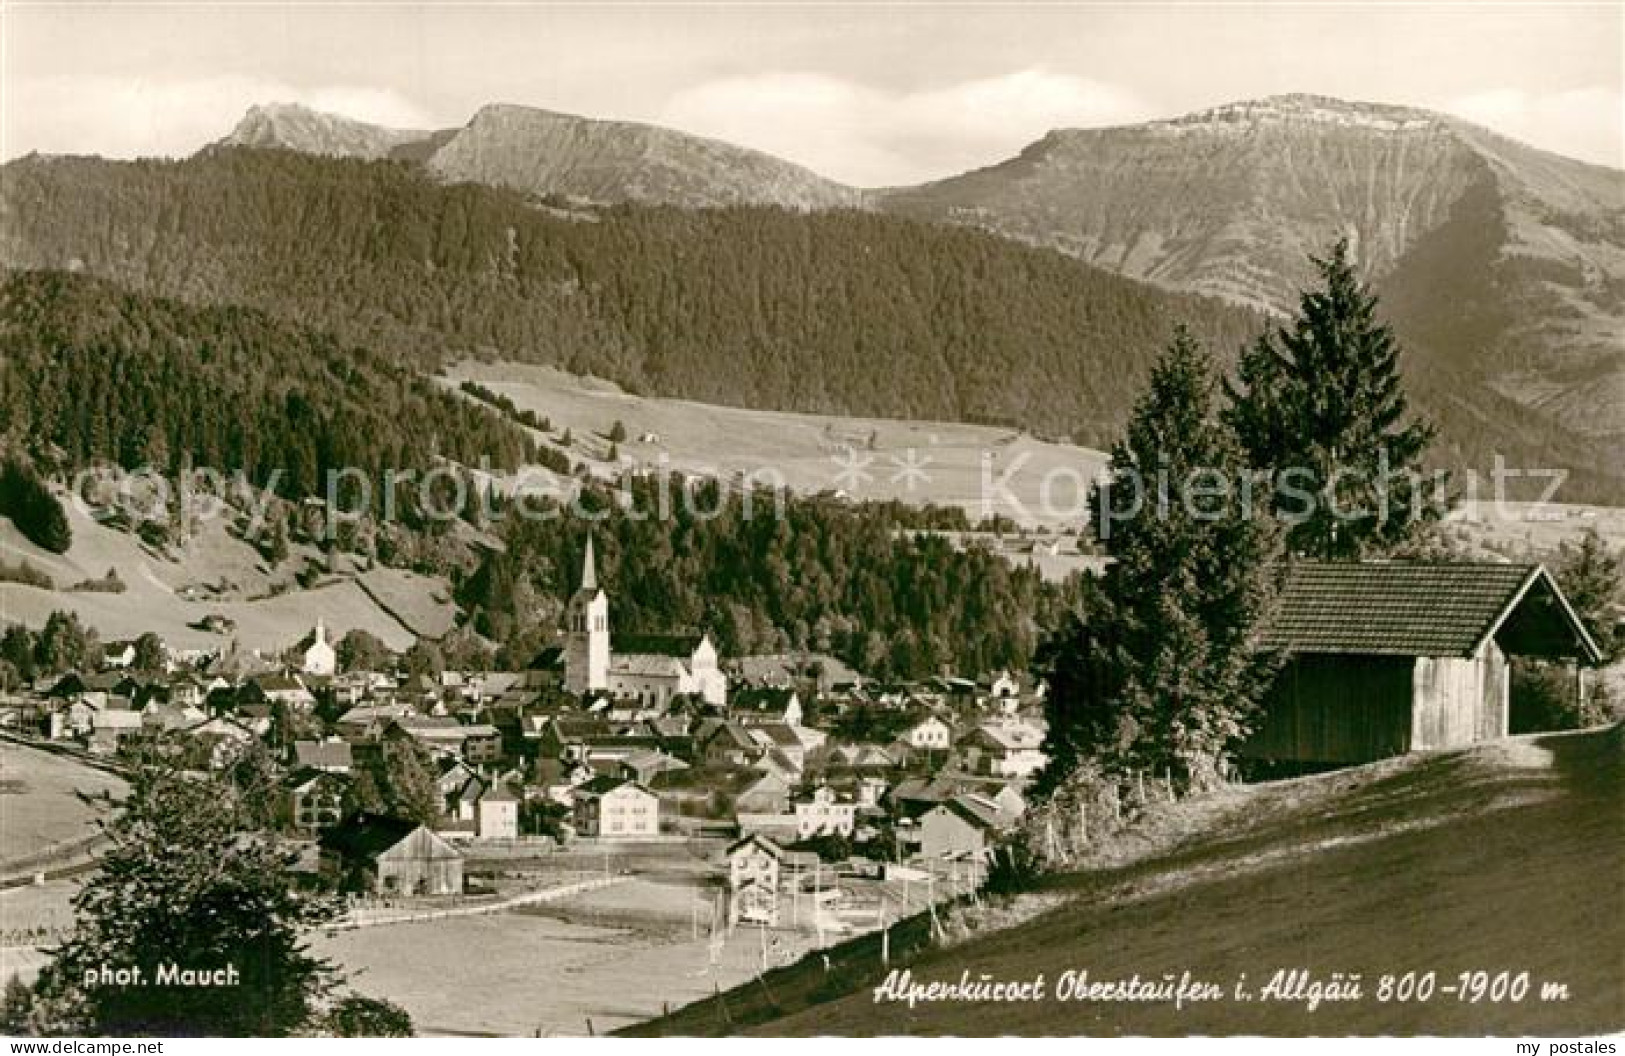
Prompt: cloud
<box><xmin>1441</xmin><ymin>87</ymin><xmax>1623</xmax><ymax>168</ymax></box>
<box><xmin>660</xmin><ymin>70</ymin><xmax>1155</xmax><ymax>186</ymax></box>
<box><xmin>3</xmin><ymin>75</ymin><xmax>441</xmax><ymax>161</ymax></box>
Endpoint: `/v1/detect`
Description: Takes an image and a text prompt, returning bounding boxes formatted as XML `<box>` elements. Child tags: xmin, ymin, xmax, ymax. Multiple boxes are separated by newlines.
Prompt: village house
<box><xmin>731</xmin><ymin>687</ymin><xmax>803</xmax><ymax>727</ymax></box>
<box><xmin>246</xmin><ymin>673</ymin><xmax>316</xmax><ymax>711</ymax></box>
<box><xmin>334</xmin><ymin>700</ymin><xmax>418</xmax><ymax>740</ymax></box>
<box><xmin>184</xmin><ymin>715</ymin><xmax>258</xmax><ymax>769</ymax></box>
<box><xmin>618</xmin><ymin>749</ymin><xmax>690</xmax><ymax>785</ymax></box>
<box><xmin>902</xmin><ymin>714</ymin><xmax>954</xmax><ymax>752</ymax></box>
<box><xmin>140</xmin><ymin>699</ymin><xmax>206</xmax><ymax>733</ymax></box>
<box><xmin>294</xmin><ymin>738</ymin><xmax>354</xmax><ymax>774</ymax></box>
<box><xmin>88</xmin><ymin>708</ymin><xmax>143</xmax><ymax>755</ymax></box>
<box><xmin>101</xmin><ymin>640</ymin><xmax>139</xmax><ymax>670</ymax></box>
<box><xmin>284</xmin><ymin>769</ymin><xmax>348</xmax><ymax>834</ymax></box>
<box><xmin>734</xmin><ymin>769</ymin><xmax>793</xmax><ymax>814</ymax></box>
<box><xmin>726</xmin><ymin>832</ymin><xmax>823</xmax><ymax>925</ymax></box>
<box><xmin>532</xmin><ymin>716</ymin><xmax>611</xmax><ymax>760</ymax></box>
<box><xmin>572</xmin><ymin>776</ymin><xmax>660</xmax><ymax>838</ymax></box>
<box><xmin>961</xmin><ymin>721</ymin><xmax>1047</xmax><ymax>779</ymax></box>
<box><xmin>476</xmin><ymin>780</ymin><xmax>521</xmax><ymax>840</ymax></box>
<box><xmin>700</xmin><ymin>721</ymin><xmax>764</xmax><ymax>767</ymax></box>
<box><xmin>319</xmin><ymin>814</ymin><xmax>464</xmax><ymax>895</ymax></box>
<box><xmin>168</xmin><ymin>674</ymin><xmax>207</xmax><ymax>710</ymax></box>
<box><xmin>753</xmin><ymin>745</ymin><xmax>803</xmax><ymax>783</ymax></box>
<box><xmin>388</xmin><ymin>716</ymin><xmax>503</xmax><ymax>764</ymax></box>
<box><xmin>745</xmin><ymin>722</ymin><xmax>823</xmax><ymax>770</ymax></box>
<box><xmin>794</xmin><ymin>784</ymin><xmax>857</xmax><ymax>839</ymax></box>
<box><xmin>917</xmin><ymin>794</ymin><xmax>1007</xmax><ymax>862</ymax></box>
<box><xmin>1246</xmin><ymin>561</ymin><xmax>1603</xmax><ymax>766</ymax></box>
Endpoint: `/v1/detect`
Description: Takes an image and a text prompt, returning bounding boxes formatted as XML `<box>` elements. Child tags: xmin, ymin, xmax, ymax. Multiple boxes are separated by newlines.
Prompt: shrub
<box><xmin>983</xmin><ymin>830</ymin><xmax>1042</xmax><ymax>896</ymax></box>
<box><xmin>323</xmin><ymin>995</ymin><xmax>413</xmax><ymax>1037</ymax></box>
<box><xmin>0</xmin><ymin>458</ymin><xmax>71</xmax><ymax>554</ymax></box>
<box><xmin>68</xmin><ymin>568</ymin><xmax>125</xmax><ymax>594</ymax></box>
<box><xmin>0</xmin><ymin>558</ymin><xmax>53</xmax><ymax>589</ymax></box>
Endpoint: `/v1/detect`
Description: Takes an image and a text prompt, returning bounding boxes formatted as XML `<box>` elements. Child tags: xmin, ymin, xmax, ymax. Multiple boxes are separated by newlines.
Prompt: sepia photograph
<box><xmin>0</xmin><ymin>0</ymin><xmax>1621</xmax><ymax>1045</ymax></box>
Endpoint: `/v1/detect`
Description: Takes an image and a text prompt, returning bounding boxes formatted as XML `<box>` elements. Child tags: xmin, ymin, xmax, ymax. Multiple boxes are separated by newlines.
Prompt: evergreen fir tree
<box><xmin>25</xmin><ymin>765</ymin><xmax>340</xmax><ymax>1036</ymax></box>
<box><xmin>1039</xmin><ymin>327</ymin><xmax>1282</xmax><ymax>792</ymax></box>
<box><xmin>1224</xmin><ymin>240</ymin><xmax>1442</xmax><ymax>558</ymax></box>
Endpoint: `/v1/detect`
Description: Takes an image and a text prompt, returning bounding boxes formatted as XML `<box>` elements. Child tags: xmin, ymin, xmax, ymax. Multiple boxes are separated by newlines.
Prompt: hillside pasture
<box><xmin>0</xmin><ymin>499</ymin><xmax>450</xmax><ymax>654</ymax></box>
<box><xmin>0</xmin><ymin>741</ymin><xmax>123</xmax><ymax>868</ymax></box>
<box><xmin>443</xmin><ymin>361</ymin><xmax>1109</xmax><ymax>531</ymax></box>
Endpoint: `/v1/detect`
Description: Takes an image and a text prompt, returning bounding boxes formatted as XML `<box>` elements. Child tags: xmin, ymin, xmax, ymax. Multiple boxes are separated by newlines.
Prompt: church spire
<box><xmin>580</xmin><ymin>534</ymin><xmax>598</xmax><ymax>593</ymax></box>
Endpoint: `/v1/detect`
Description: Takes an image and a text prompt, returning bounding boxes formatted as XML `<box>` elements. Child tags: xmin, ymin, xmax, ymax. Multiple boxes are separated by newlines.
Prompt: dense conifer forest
<box><xmin>0</xmin><ymin>271</ymin><xmax>538</xmax><ymax>497</ymax></box>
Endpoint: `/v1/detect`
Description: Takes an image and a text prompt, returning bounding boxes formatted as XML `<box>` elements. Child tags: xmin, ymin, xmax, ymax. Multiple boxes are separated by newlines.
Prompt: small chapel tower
<box><xmin>565</xmin><ymin>536</ymin><xmax>610</xmax><ymax>695</ymax></box>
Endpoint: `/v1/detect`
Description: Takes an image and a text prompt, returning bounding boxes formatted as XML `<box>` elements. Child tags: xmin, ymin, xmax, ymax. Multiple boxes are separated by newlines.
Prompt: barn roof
<box><xmin>1259</xmin><ymin>561</ymin><xmax>1602</xmax><ymax>663</ymax></box>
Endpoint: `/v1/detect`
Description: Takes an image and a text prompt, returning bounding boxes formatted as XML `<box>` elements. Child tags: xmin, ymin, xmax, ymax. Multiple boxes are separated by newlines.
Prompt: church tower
<box><xmin>564</xmin><ymin>536</ymin><xmax>610</xmax><ymax>695</ymax></box>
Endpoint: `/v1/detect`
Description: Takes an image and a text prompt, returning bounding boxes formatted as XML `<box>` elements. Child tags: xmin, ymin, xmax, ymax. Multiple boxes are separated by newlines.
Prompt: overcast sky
<box><xmin>4</xmin><ymin>2</ymin><xmax>1621</xmax><ymax>185</ymax></box>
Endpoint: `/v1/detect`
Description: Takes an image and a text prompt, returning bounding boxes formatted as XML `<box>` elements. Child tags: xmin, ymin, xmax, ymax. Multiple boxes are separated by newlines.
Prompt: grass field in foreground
<box><xmin>629</xmin><ymin>725</ymin><xmax>1623</xmax><ymax>1037</ymax></box>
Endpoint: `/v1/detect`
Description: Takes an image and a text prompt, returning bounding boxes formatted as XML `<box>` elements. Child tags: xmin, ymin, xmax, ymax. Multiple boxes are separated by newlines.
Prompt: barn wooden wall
<box><xmin>1411</xmin><ymin>640</ymin><xmax>1507</xmax><ymax>751</ymax></box>
<box><xmin>377</xmin><ymin>828</ymin><xmax>465</xmax><ymax>895</ymax></box>
<box><xmin>1243</xmin><ymin>655</ymin><xmax>1414</xmax><ymax>764</ymax></box>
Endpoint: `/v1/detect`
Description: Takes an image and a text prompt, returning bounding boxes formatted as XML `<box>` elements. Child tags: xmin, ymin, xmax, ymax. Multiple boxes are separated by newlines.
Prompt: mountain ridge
<box><xmin>4</xmin><ymin>147</ymin><xmax>1620</xmax><ymax>502</ymax></box>
<box><xmin>215</xmin><ymin>98</ymin><xmax>864</xmax><ymax>210</ymax></box>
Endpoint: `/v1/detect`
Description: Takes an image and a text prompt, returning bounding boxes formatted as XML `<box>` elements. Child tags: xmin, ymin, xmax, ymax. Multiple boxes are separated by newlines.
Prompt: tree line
<box><xmin>0</xmin><ymin>271</ymin><xmax>539</xmax><ymax>503</ymax></box>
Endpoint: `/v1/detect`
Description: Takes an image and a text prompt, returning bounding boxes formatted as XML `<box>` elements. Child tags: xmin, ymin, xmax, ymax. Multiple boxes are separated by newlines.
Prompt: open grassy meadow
<box><xmin>0</xmin><ymin>497</ymin><xmax>454</xmax><ymax>654</ymax></box>
<box><xmin>443</xmin><ymin>361</ymin><xmax>1109</xmax><ymax>531</ymax></box>
<box><xmin>312</xmin><ymin>877</ymin><xmax>820</xmax><ymax>1036</ymax></box>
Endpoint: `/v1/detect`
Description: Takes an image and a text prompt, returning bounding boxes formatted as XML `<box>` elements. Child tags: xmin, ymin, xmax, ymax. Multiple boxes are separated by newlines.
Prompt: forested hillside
<box><xmin>3</xmin><ymin>149</ymin><xmax>1618</xmax><ymax>498</ymax></box>
<box><xmin>463</xmin><ymin>478</ymin><xmax>1079</xmax><ymax>679</ymax></box>
<box><xmin>0</xmin><ymin>271</ymin><xmax>537</xmax><ymax>499</ymax></box>
<box><xmin>0</xmin><ymin>150</ymin><xmax>1261</xmax><ymax>449</ymax></box>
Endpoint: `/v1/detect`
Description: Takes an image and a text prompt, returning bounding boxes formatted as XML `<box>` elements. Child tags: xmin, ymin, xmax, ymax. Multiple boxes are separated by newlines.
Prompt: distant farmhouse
<box><xmin>563</xmin><ymin>537</ymin><xmax>727</xmax><ymax>708</ymax></box>
<box><xmin>1246</xmin><ymin>562</ymin><xmax>1602</xmax><ymax>767</ymax></box>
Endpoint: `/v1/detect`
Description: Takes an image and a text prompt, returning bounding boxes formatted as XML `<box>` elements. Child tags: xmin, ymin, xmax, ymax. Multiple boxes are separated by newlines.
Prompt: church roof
<box><xmin>581</xmin><ymin>535</ymin><xmax>598</xmax><ymax>592</ymax></box>
<box><xmin>611</xmin><ymin>654</ymin><xmax>687</xmax><ymax>678</ymax></box>
<box><xmin>612</xmin><ymin>633</ymin><xmax>703</xmax><ymax>658</ymax></box>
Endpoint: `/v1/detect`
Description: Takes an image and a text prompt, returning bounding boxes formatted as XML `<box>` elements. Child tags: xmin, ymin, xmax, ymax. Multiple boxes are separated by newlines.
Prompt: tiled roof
<box><xmin>294</xmin><ymin>740</ymin><xmax>353</xmax><ymax>769</ymax></box>
<box><xmin>612</xmin><ymin>633</ymin><xmax>702</xmax><ymax>658</ymax></box>
<box><xmin>610</xmin><ymin>654</ymin><xmax>686</xmax><ymax>678</ymax></box>
<box><xmin>1259</xmin><ymin>561</ymin><xmax>1546</xmax><ymax>658</ymax></box>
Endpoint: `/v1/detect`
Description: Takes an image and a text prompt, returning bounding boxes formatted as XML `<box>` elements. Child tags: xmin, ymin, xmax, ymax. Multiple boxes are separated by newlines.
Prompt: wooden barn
<box><xmin>1244</xmin><ymin>562</ymin><xmax>1602</xmax><ymax>766</ymax></box>
<box><xmin>319</xmin><ymin>813</ymin><xmax>465</xmax><ymax>896</ymax></box>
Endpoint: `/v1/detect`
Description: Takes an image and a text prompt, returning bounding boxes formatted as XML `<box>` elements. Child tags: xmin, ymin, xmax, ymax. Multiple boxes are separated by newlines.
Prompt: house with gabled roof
<box><xmin>284</xmin><ymin>767</ymin><xmax>349</xmax><ymax>834</ymax></box>
<box><xmin>1245</xmin><ymin>561</ymin><xmax>1603</xmax><ymax>766</ymax></box>
<box><xmin>476</xmin><ymin>779</ymin><xmax>521</xmax><ymax>840</ymax></box>
<box><xmin>294</xmin><ymin>738</ymin><xmax>354</xmax><ymax>774</ymax></box>
<box><xmin>918</xmin><ymin>794</ymin><xmax>1008</xmax><ymax>862</ymax></box>
<box><xmin>701</xmin><ymin>721</ymin><xmax>764</xmax><ymax>767</ymax></box>
<box><xmin>731</xmin><ymin>687</ymin><xmax>803</xmax><ymax>727</ymax></box>
<box><xmin>572</xmin><ymin>775</ymin><xmax>660</xmax><ymax>838</ymax></box>
<box><xmin>961</xmin><ymin>721</ymin><xmax>1047</xmax><ymax>779</ymax></box>
<box><xmin>319</xmin><ymin>814</ymin><xmax>463</xmax><ymax>895</ymax></box>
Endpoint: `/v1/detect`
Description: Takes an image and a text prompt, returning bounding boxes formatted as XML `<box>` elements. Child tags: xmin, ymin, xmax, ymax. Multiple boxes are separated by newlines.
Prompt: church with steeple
<box><xmin>563</xmin><ymin>538</ymin><xmax>727</xmax><ymax>709</ymax></box>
